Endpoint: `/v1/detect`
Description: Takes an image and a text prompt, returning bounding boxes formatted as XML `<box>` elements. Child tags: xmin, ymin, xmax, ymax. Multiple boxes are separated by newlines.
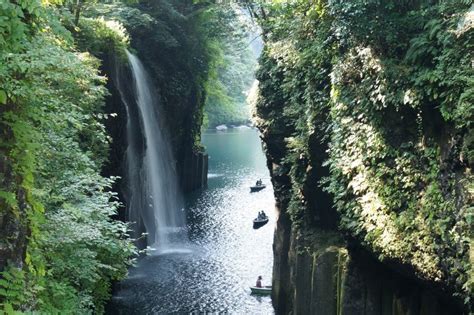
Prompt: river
<box><xmin>108</xmin><ymin>128</ymin><xmax>276</xmax><ymax>314</ymax></box>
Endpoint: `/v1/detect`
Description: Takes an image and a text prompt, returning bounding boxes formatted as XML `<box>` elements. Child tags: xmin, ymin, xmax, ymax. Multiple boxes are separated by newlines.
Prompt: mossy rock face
<box><xmin>83</xmin><ymin>1</ymin><xmax>210</xmax><ymax>194</ymax></box>
<box><xmin>310</xmin><ymin>246</ymin><xmax>346</xmax><ymax>315</ymax></box>
<box><xmin>272</xmin><ymin>221</ymin><xmax>465</xmax><ymax>315</ymax></box>
<box><xmin>462</xmin><ymin>130</ymin><xmax>474</xmax><ymax>167</ymax></box>
<box><xmin>257</xmin><ymin>1</ymin><xmax>472</xmax><ymax>313</ymax></box>
<box><xmin>0</xmin><ymin>123</ymin><xmax>29</xmax><ymax>273</ymax></box>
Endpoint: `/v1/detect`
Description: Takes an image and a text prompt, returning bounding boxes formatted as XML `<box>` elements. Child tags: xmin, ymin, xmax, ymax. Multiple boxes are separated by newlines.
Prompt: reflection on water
<box><xmin>108</xmin><ymin>129</ymin><xmax>275</xmax><ymax>314</ymax></box>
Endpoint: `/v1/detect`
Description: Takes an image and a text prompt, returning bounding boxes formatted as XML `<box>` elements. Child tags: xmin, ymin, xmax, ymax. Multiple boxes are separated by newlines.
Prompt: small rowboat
<box><xmin>253</xmin><ymin>217</ymin><xmax>269</xmax><ymax>229</ymax></box>
<box><xmin>250</xmin><ymin>184</ymin><xmax>266</xmax><ymax>192</ymax></box>
<box><xmin>250</xmin><ymin>286</ymin><xmax>272</xmax><ymax>295</ymax></box>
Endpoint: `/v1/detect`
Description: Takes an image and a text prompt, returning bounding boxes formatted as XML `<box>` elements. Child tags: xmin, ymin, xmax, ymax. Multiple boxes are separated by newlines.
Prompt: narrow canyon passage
<box><xmin>108</xmin><ymin>128</ymin><xmax>276</xmax><ymax>314</ymax></box>
<box><xmin>1</xmin><ymin>1</ymin><xmax>471</xmax><ymax>314</ymax></box>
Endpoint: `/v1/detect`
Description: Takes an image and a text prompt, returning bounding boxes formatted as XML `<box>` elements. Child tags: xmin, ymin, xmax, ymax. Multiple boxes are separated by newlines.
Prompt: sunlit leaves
<box><xmin>256</xmin><ymin>0</ymin><xmax>473</xmax><ymax>307</ymax></box>
<box><xmin>0</xmin><ymin>0</ymin><xmax>52</xmax><ymax>51</ymax></box>
<box><xmin>0</xmin><ymin>10</ymin><xmax>135</xmax><ymax>313</ymax></box>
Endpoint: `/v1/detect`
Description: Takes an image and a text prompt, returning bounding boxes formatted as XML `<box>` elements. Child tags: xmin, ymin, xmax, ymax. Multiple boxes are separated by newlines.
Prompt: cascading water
<box><xmin>120</xmin><ymin>50</ymin><xmax>186</xmax><ymax>251</ymax></box>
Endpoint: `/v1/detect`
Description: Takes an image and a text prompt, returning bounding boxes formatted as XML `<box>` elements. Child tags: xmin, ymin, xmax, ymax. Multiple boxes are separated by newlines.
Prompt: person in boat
<box><xmin>256</xmin><ymin>276</ymin><xmax>263</xmax><ymax>288</ymax></box>
<box><xmin>261</xmin><ymin>210</ymin><xmax>267</xmax><ymax>219</ymax></box>
<box><xmin>257</xmin><ymin>211</ymin><xmax>263</xmax><ymax>219</ymax></box>
<box><xmin>256</xmin><ymin>179</ymin><xmax>262</xmax><ymax>186</ymax></box>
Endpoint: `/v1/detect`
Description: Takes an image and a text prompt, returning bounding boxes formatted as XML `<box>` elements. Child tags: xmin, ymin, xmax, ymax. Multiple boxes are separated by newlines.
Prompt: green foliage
<box><xmin>0</xmin><ymin>1</ymin><xmax>136</xmax><ymax>313</ymax></box>
<box><xmin>255</xmin><ymin>0</ymin><xmax>473</xmax><ymax>308</ymax></box>
<box><xmin>1</xmin><ymin>0</ymin><xmax>224</xmax><ymax>312</ymax></box>
<box><xmin>74</xmin><ymin>16</ymin><xmax>129</xmax><ymax>61</ymax></box>
<box><xmin>0</xmin><ymin>267</ymin><xmax>27</xmax><ymax>309</ymax></box>
<box><xmin>0</xmin><ymin>0</ymin><xmax>44</xmax><ymax>51</ymax></box>
<box><xmin>86</xmin><ymin>0</ymin><xmax>217</xmax><ymax>151</ymax></box>
<box><xmin>199</xmin><ymin>5</ymin><xmax>258</xmax><ymax>128</ymax></box>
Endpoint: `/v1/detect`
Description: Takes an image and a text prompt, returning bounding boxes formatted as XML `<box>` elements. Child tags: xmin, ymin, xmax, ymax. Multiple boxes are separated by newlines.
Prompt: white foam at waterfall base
<box><xmin>124</xmin><ymin>50</ymin><xmax>188</xmax><ymax>252</ymax></box>
<box><xmin>149</xmin><ymin>247</ymin><xmax>194</xmax><ymax>256</ymax></box>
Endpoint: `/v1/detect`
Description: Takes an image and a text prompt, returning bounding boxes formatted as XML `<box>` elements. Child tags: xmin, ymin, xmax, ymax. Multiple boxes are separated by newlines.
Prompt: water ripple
<box><xmin>108</xmin><ymin>129</ymin><xmax>275</xmax><ymax>314</ymax></box>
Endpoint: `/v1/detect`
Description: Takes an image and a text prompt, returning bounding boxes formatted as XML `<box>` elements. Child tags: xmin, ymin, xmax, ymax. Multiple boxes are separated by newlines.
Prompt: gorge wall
<box><xmin>254</xmin><ymin>1</ymin><xmax>473</xmax><ymax>314</ymax></box>
<box><xmin>0</xmin><ymin>0</ymin><xmax>213</xmax><ymax>312</ymax></box>
<box><xmin>82</xmin><ymin>1</ymin><xmax>209</xmax><ymax>248</ymax></box>
<box><xmin>90</xmin><ymin>0</ymin><xmax>209</xmax><ymax>227</ymax></box>
<box><xmin>0</xmin><ymin>3</ymin><xmax>138</xmax><ymax>311</ymax></box>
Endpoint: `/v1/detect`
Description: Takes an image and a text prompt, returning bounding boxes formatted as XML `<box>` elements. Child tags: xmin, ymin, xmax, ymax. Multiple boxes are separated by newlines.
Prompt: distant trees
<box><xmin>200</xmin><ymin>3</ymin><xmax>259</xmax><ymax>127</ymax></box>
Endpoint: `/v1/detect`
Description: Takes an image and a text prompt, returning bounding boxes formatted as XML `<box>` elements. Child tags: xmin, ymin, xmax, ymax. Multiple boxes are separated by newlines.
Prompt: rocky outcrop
<box><xmin>271</xmin><ymin>218</ymin><xmax>464</xmax><ymax>315</ymax></box>
<box><xmin>93</xmin><ymin>1</ymin><xmax>210</xmax><ymax>247</ymax></box>
<box><xmin>180</xmin><ymin>150</ymin><xmax>208</xmax><ymax>193</ymax></box>
<box><xmin>99</xmin><ymin>49</ymin><xmax>207</xmax><ymax>246</ymax></box>
<box><xmin>255</xmin><ymin>2</ymin><xmax>472</xmax><ymax>313</ymax></box>
<box><xmin>260</xmin><ymin>93</ymin><xmax>467</xmax><ymax>314</ymax></box>
<box><xmin>96</xmin><ymin>1</ymin><xmax>209</xmax><ymax>195</ymax></box>
<box><xmin>0</xmin><ymin>155</ymin><xmax>28</xmax><ymax>272</ymax></box>
<box><xmin>0</xmin><ymin>106</ymin><xmax>30</xmax><ymax>273</ymax></box>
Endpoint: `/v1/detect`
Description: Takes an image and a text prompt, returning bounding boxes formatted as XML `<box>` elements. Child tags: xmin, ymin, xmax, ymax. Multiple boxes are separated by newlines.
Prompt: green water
<box><xmin>109</xmin><ymin>128</ymin><xmax>276</xmax><ymax>314</ymax></box>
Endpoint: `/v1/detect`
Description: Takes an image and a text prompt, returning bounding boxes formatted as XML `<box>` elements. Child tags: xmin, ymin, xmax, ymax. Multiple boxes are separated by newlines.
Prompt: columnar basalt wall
<box><xmin>270</xmin><ymin>217</ymin><xmax>463</xmax><ymax>315</ymax></box>
<box><xmin>255</xmin><ymin>2</ymin><xmax>472</xmax><ymax>313</ymax></box>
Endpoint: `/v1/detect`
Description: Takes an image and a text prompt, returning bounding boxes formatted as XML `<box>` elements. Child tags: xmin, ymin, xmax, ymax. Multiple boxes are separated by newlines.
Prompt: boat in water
<box><xmin>250</xmin><ymin>184</ymin><xmax>266</xmax><ymax>192</ymax></box>
<box><xmin>250</xmin><ymin>179</ymin><xmax>266</xmax><ymax>192</ymax></box>
<box><xmin>253</xmin><ymin>215</ymin><xmax>269</xmax><ymax>229</ymax></box>
<box><xmin>250</xmin><ymin>286</ymin><xmax>272</xmax><ymax>295</ymax></box>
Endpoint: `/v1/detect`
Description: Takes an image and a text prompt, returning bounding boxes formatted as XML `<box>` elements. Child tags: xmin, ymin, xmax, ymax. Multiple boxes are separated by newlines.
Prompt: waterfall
<box><xmin>121</xmin><ymin>50</ymin><xmax>186</xmax><ymax>251</ymax></box>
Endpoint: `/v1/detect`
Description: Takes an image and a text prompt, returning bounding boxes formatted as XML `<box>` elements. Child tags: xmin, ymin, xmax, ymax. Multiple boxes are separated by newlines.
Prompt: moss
<box><xmin>255</xmin><ymin>0</ymin><xmax>473</xmax><ymax>308</ymax></box>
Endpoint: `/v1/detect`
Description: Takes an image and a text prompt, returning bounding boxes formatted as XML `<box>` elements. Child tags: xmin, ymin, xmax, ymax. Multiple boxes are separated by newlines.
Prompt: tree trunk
<box><xmin>74</xmin><ymin>0</ymin><xmax>83</xmax><ymax>26</ymax></box>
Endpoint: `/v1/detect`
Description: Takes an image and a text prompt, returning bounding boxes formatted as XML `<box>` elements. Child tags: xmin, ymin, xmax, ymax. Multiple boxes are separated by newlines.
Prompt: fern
<box><xmin>0</xmin><ymin>267</ymin><xmax>26</xmax><ymax>310</ymax></box>
<box><xmin>0</xmin><ymin>191</ymin><xmax>17</xmax><ymax>210</ymax></box>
